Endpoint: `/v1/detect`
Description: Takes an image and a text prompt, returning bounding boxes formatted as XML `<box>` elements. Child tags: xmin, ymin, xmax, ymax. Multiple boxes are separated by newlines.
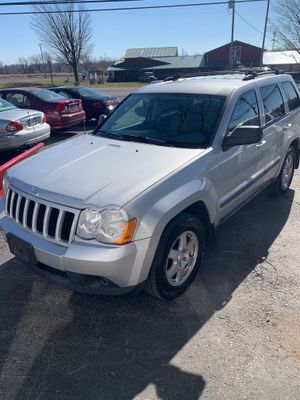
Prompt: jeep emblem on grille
<box><xmin>31</xmin><ymin>187</ymin><xmax>39</xmax><ymax>197</ymax></box>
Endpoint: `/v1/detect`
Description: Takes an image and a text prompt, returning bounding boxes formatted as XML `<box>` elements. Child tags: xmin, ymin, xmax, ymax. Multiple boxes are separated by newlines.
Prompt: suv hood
<box><xmin>8</xmin><ymin>135</ymin><xmax>203</xmax><ymax>209</ymax></box>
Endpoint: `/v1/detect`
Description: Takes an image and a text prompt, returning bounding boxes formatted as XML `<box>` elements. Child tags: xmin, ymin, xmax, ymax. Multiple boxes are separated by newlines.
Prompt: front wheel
<box><xmin>269</xmin><ymin>146</ymin><xmax>296</xmax><ymax>195</ymax></box>
<box><xmin>145</xmin><ymin>213</ymin><xmax>205</xmax><ymax>300</ymax></box>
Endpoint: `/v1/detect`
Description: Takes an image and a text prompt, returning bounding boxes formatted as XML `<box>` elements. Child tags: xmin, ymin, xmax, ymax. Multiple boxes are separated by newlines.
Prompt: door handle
<box><xmin>256</xmin><ymin>140</ymin><xmax>266</xmax><ymax>148</ymax></box>
<box><xmin>283</xmin><ymin>123</ymin><xmax>292</xmax><ymax>131</ymax></box>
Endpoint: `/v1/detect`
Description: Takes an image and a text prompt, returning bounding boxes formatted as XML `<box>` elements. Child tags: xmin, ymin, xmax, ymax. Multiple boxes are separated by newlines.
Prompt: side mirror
<box><xmin>223</xmin><ymin>126</ymin><xmax>263</xmax><ymax>150</ymax></box>
<box><xmin>97</xmin><ymin>114</ymin><xmax>107</xmax><ymax>127</ymax></box>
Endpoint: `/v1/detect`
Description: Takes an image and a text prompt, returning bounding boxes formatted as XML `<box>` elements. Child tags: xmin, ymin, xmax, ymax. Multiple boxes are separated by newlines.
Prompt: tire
<box><xmin>145</xmin><ymin>213</ymin><xmax>205</xmax><ymax>300</ymax></box>
<box><xmin>269</xmin><ymin>146</ymin><xmax>296</xmax><ymax>195</ymax></box>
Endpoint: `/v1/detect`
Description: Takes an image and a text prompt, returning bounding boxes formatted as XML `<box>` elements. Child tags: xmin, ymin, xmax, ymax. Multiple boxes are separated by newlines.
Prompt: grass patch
<box><xmin>0</xmin><ymin>78</ymin><xmax>144</xmax><ymax>89</ymax></box>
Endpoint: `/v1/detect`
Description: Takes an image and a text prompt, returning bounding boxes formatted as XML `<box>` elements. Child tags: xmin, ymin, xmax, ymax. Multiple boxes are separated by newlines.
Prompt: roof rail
<box><xmin>242</xmin><ymin>68</ymin><xmax>285</xmax><ymax>81</ymax></box>
<box><xmin>163</xmin><ymin>68</ymin><xmax>285</xmax><ymax>82</ymax></box>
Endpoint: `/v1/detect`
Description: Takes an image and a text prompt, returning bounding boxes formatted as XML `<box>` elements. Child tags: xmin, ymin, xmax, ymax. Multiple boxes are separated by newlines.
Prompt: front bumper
<box><xmin>0</xmin><ymin>201</ymin><xmax>152</xmax><ymax>294</ymax></box>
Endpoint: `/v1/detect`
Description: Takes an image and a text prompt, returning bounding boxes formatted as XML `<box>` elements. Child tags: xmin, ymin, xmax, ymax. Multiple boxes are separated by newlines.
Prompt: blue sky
<box><xmin>0</xmin><ymin>0</ymin><xmax>276</xmax><ymax>65</ymax></box>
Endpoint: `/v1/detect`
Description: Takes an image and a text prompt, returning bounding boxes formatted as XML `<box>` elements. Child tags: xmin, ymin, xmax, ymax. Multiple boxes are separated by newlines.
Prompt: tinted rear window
<box><xmin>259</xmin><ymin>84</ymin><xmax>285</xmax><ymax>125</ymax></box>
<box><xmin>282</xmin><ymin>81</ymin><xmax>300</xmax><ymax>111</ymax></box>
<box><xmin>0</xmin><ymin>98</ymin><xmax>16</xmax><ymax>111</ymax></box>
<box><xmin>33</xmin><ymin>89</ymin><xmax>66</xmax><ymax>101</ymax></box>
<box><xmin>76</xmin><ymin>87</ymin><xmax>105</xmax><ymax>97</ymax></box>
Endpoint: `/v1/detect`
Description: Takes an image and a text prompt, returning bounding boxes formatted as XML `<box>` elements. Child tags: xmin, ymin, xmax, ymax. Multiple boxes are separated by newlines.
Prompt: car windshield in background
<box><xmin>33</xmin><ymin>89</ymin><xmax>66</xmax><ymax>101</ymax></box>
<box><xmin>0</xmin><ymin>98</ymin><xmax>16</xmax><ymax>112</ymax></box>
<box><xmin>76</xmin><ymin>87</ymin><xmax>104</xmax><ymax>97</ymax></box>
<box><xmin>97</xmin><ymin>93</ymin><xmax>226</xmax><ymax>148</ymax></box>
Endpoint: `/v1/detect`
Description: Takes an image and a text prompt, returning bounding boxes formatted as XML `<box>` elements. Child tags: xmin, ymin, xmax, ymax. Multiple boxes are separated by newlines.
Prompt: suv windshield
<box><xmin>0</xmin><ymin>98</ymin><xmax>16</xmax><ymax>112</ymax></box>
<box><xmin>97</xmin><ymin>93</ymin><xmax>226</xmax><ymax>148</ymax></box>
<box><xmin>33</xmin><ymin>89</ymin><xmax>66</xmax><ymax>101</ymax></box>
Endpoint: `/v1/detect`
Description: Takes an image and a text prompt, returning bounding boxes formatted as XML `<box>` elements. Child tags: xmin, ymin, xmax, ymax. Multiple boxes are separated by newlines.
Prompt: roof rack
<box><xmin>163</xmin><ymin>68</ymin><xmax>285</xmax><ymax>82</ymax></box>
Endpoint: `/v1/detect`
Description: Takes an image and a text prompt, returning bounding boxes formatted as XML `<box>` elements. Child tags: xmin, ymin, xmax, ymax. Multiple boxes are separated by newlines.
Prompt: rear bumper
<box><xmin>46</xmin><ymin>110</ymin><xmax>86</xmax><ymax>130</ymax></box>
<box><xmin>0</xmin><ymin>125</ymin><xmax>50</xmax><ymax>151</ymax></box>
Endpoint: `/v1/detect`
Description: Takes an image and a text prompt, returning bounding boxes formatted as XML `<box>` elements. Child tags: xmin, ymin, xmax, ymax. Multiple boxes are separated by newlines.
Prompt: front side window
<box><xmin>259</xmin><ymin>84</ymin><xmax>285</xmax><ymax>125</ymax></box>
<box><xmin>96</xmin><ymin>93</ymin><xmax>226</xmax><ymax>148</ymax></box>
<box><xmin>228</xmin><ymin>90</ymin><xmax>260</xmax><ymax>134</ymax></box>
<box><xmin>281</xmin><ymin>81</ymin><xmax>300</xmax><ymax>111</ymax></box>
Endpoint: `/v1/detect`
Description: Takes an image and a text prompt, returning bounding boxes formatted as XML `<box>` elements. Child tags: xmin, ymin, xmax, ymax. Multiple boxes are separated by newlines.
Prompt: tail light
<box><xmin>6</xmin><ymin>121</ymin><xmax>23</xmax><ymax>133</ymax></box>
<box><xmin>55</xmin><ymin>102</ymin><xmax>68</xmax><ymax>114</ymax></box>
<box><xmin>42</xmin><ymin>113</ymin><xmax>46</xmax><ymax>123</ymax></box>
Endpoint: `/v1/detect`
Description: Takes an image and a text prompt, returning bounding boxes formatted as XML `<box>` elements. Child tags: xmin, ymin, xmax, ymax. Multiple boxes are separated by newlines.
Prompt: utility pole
<box><xmin>39</xmin><ymin>43</ymin><xmax>46</xmax><ymax>78</ymax></box>
<box><xmin>229</xmin><ymin>0</ymin><xmax>235</xmax><ymax>69</ymax></box>
<box><xmin>48</xmin><ymin>59</ymin><xmax>54</xmax><ymax>86</ymax></box>
<box><xmin>260</xmin><ymin>0</ymin><xmax>271</xmax><ymax>68</ymax></box>
<box><xmin>272</xmin><ymin>31</ymin><xmax>277</xmax><ymax>51</ymax></box>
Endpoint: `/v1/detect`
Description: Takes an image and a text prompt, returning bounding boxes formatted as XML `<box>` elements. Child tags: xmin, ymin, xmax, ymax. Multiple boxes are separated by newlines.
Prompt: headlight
<box><xmin>76</xmin><ymin>208</ymin><xmax>136</xmax><ymax>244</ymax></box>
<box><xmin>2</xmin><ymin>174</ymin><xmax>9</xmax><ymax>196</ymax></box>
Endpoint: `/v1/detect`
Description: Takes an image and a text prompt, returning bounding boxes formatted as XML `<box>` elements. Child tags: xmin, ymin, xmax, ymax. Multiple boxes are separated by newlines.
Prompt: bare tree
<box><xmin>29</xmin><ymin>54</ymin><xmax>44</xmax><ymax>73</ymax></box>
<box><xmin>273</xmin><ymin>0</ymin><xmax>300</xmax><ymax>53</ymax></box>
<box><xmin>31</xmin><ymin>2</ymin><xmax>93</xmax><ymax>83</ymax></box>
<box><xmin>17</xmin><ymin>57</ymin><xmax>32</xmax><ymax>74</ymax></box>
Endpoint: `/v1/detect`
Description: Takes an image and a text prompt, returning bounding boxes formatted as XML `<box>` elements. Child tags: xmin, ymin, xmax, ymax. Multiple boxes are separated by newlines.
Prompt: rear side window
<box><xmin>259</xmin><ymin>84</ymin><xmax>285</xmax><ymax>125</ymax></box>
<box><xmin>5</xmin><ymin>92</ymin><xmax>31</xmax><ymax>107</ymax></box>
<box><xmin>281</xmin><ymin>81</ymin><xmax>300</xmax><ymax>111</ymax></box>
<box><xmin>228</xmin><ymin>90</ymin><xmax>260</xmax><ymax>133</ymax></box>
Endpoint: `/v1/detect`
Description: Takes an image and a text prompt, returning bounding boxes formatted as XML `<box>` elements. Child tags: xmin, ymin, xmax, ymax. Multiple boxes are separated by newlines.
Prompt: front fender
<box><xmin>126</xmin><ymin>174</ymin><xmax>218</xmax><ymax>241</ymax></box>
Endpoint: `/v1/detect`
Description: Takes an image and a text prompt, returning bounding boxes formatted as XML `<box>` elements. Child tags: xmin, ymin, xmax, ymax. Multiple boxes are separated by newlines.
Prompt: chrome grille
<box><xmin>5</xmin><ymin>187</ymin><xmax>78</xmax><ymax>246</ymax></box>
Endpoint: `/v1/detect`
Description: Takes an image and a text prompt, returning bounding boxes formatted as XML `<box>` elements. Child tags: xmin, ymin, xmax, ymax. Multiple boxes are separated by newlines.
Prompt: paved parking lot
<box><xmin>0</xmin><ymin>121</ymin><xmax>300</xmax><ymax>399</ymax></box>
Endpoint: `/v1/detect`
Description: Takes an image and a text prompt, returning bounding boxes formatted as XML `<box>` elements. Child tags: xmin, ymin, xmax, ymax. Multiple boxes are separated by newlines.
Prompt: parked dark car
<box><xmin>0</xmin><ymin>88</ymin><xmax>85</xmax><ymax>130</ymax></box>
<box><xmin>48</xmin><ymin>86</ymin><xmax>120</xmax><ymax>123</ymax></box>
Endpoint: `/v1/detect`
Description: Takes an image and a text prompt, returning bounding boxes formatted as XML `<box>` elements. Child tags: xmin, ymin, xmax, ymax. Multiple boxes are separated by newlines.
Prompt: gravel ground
<box><xmin>0</xmin><ymin>138</ymin><xmax>299</xmax><ymax>399</ymax></box>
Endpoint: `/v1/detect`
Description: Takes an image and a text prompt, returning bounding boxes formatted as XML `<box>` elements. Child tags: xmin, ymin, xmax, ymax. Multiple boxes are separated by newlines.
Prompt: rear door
<box><xmin>255</xmin><ymin>82</ymin><xmax>287</xmax><ymax>186</ymax></box>
<box><xmin>279</xmin><ymin>79</ymin><xmax>300</xmax><ymax>150</ymax></box>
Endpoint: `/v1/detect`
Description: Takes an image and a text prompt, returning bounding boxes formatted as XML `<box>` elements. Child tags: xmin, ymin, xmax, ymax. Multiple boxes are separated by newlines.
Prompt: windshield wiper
<box><xmin>133</xmin><ymin>135</ymin><xmax>174</xmax><ymax>146</ymax></box>
<box><xmin>100</xmin><ymin>130</ymin><xmax>174</xmax><ymax>147</ymax></box>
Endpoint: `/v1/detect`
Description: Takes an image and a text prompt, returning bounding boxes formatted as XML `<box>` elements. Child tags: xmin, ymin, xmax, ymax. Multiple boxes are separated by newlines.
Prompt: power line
<box><xmin>0</xmin><ymin>0</ymin><xmax>141</xmax><ymax>7</ymax></box>
<box><xmin>235</xmin><ymin>10</ymin><xmax>278</xmax><ymax>44</ymax></box>
<box><xmin>235</xmin><ymin>10</ymin><xmax>264</xmax><ymax>36</ymax></box>
<box><xmin>0</xmin><ymin>0</ymin><xmax>267</xmax><ymax>16</ymax></box>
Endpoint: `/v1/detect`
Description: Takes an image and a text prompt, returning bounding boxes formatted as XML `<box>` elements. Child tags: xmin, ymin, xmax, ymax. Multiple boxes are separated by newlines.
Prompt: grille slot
<box><xmin>5</xmin><ymin>188</ymin><xmax>78</xmax><ymax>246</ymax></box>
<box><xmin>26</xmin><ymin>200</ymin><xmax>35</xmax><ymax>229</ymax></box>
<box><xmin>36</xmin><ymin>204</ymin><xmax>46</xmax><ymax>233</ymax></box>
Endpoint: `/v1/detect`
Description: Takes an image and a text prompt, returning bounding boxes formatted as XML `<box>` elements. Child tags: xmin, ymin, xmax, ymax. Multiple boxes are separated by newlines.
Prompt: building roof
<box><xmin>263</xmin><ymin>50</ymin><xmax>300</xmax><ymax>65</ymax></box>
<box><xmin>107</xmin><ymin>66</ymin><xmax>126</xmax><ymax>71</ymax></box>
<box><xmin>144</xmin><ymin>55</ymin><xmax>204</xmax><ymax>70</ymax></box>
<box><xmin>205</xmin><ymin>40</ymin><xmax>263</xmax><ymax>54</ymax></box>
<box><xmin>123</xmin><ymin>47</ymin><xmax>178</xmax><ymax>58</ymax></box>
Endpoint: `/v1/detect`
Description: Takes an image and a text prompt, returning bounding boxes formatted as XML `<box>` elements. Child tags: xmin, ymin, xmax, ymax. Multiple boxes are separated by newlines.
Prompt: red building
<box><xmin>108</xmin><ymin>41</ymin><xmax>263</xmax><ymax>82</ymax></box>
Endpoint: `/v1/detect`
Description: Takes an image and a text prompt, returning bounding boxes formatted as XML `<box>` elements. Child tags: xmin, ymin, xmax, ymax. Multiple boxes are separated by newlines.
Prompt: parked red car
<box><xmin>0</xmin><ymin>88</ymin><xmax>85</xmax><ymax>130</ymax></box>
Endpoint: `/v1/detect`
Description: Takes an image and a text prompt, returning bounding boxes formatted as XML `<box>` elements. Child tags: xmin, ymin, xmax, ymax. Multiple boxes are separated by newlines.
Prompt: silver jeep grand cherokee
<box><xmin>1</xmin><ymin>71</ymin><xmax>300</xmax><ymax>299</ymax></box>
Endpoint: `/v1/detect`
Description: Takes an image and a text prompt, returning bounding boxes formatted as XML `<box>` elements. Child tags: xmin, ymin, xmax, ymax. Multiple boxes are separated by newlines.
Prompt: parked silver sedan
<box><xmin>0</xmin><ymin>98</ymin><xmax>50</xmax><ymax>151</ymax></box>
